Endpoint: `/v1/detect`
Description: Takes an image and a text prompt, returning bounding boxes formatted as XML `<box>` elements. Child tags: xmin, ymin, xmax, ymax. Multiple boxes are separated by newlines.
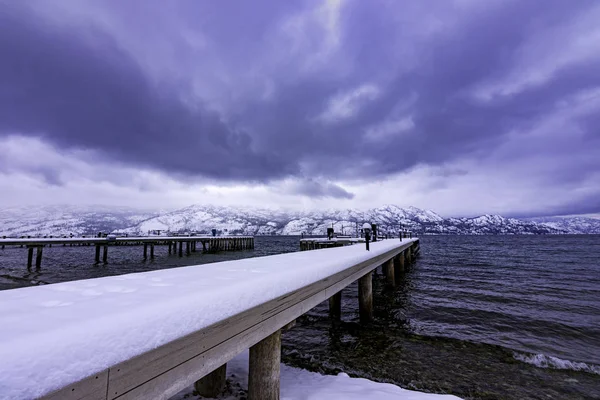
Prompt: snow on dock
<box><xmin>0</xmin><ymin>236</ymin><xmax>254</xmax><ymax>268</ymax></box>
<box><xmin>0</xmin><ymin>238</ymin><xmax>418</xmax><ymax>399</ymax></box>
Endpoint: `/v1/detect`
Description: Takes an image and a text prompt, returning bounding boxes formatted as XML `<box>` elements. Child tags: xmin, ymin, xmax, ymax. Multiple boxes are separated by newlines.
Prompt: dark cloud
<box><xmin>0</xmin><ymin>3</ymin><xmax>294</xmax><ymax>181</ymax></box>
<box><xmin>286</xmin><ymin>179</ymin><xmax>354</xmax><ymax>200</ymax></box>
<box><xmin>0</xmin><ymin>1</ymin><xmax>599</xmax><ymax>214</ymax></box>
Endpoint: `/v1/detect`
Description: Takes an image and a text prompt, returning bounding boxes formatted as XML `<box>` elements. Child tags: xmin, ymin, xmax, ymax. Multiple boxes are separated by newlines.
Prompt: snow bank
<box><xmin>173</xmin><ymin>351</ymin><xmax>462</xmax><ymax>400</ymax></box>
<box><xmin>0</xmin><ymin>239</ymin><xmax>416</xmax><ymax>399</ymax></box>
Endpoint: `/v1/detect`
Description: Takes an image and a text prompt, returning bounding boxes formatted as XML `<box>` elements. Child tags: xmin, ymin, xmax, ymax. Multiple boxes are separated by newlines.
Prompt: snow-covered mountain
<box><xmin>1</xmin><ymin>204</ymin><xmax>598</xmax><ymax>237</ymax></box>
<box><xmin>0</xmin><ymin>205</ymin><xmax>156</xmax><ymax>237</ymax></box>
<box><xmin>527</xmin><ymin>216</ymin><xmax>600</xmax><ymax>235</ymax></box>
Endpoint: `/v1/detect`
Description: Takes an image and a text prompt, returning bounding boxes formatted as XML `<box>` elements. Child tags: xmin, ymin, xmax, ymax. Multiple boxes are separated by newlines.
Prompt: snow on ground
<box><xmin>0</xmin><ymin>239</ymin><xmax>416</xmax><ymax>399</ymax></box>
<box><xmin>172</xmin><ymin>351</ymin><xmax>462</xmax><ymax>400</ymax></box>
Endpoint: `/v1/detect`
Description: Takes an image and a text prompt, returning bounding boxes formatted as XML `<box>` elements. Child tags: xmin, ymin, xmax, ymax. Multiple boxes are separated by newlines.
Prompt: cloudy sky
<box><xmin>1</xmin><ymin>0</ymin><xmax>599</xmax><ymax>217</ymax></box>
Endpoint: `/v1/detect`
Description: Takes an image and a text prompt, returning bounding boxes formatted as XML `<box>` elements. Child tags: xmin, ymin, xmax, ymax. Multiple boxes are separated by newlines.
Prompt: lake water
<box><xmin>1</xmin><ymin>235</ymin><xmax>599</xmax><ymax>399</ymax></box>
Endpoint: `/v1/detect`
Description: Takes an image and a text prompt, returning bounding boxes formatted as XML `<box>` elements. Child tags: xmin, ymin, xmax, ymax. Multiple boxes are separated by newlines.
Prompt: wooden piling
<box><xmin>328</xmin><ymin>291</ymin><xmax>342</xmax><ymax>321</ymax></box>
<box><xmin>168</xmin><ymin>242</ymin><xmax>172</xmax><ymax>254</ymax></box>
<box><xmin>395</xmin><ymin>252</ymin><xmax>405</xmax><ymax>280</ymax></box>
<box><xmin>194</xmin><ymin>364</ymin><xmax>227</xmax><ymax>398</ymax></box>
<box><xmin>27</xmin><ymin>247</ymin><xmax>34</xmax><ymax>269</ymax></box>
<box><xmin>35</xmin><ymin>246</ymin><xmax>43</xmax><ymax>270</ymax></box>
<box><xmin>248</xmin><ymin>329</ymin><xmax>281</xmax><ymax>400</ymax></box>
<box><xmin>186</xmin><ymin>241</ymin><xmax>190</xmax><ymax>256</ymax></box>
<box><xmin>143</xmin><ymin>243</ymin><xmax>148</xmax><ymax>259</ymax></box>
<box><xmin>95</xmin><ymin>244</ymin><xmax>101</xmax><ymax>263</ymax></box>
<box><xmin>150</xmin><ymin>244</ymin><xmax>155</xmax><ymax>259</ymax></box>
<box><xmin>103</xmin><ymin>245</ymin><xmax>108</xmax><ymax>263</ymax></box>
<box><xmin>358</xmin><ymin>271</ymin><xmax>373</xmax><ymax>323</ymax></box>
<box><xmin>383</xmin><ymin>258</ymin><xmax>395</xmax><ymax>287</ymax></box>
<box><xmin>178</xmin><ymin>241</ymin><xmax>183</xmax><ymax>257</ymax></box>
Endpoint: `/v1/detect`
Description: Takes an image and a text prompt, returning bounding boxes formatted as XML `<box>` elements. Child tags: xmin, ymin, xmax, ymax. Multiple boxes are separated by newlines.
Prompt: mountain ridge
<box><xmin>1</xmin><ymin>204</ymin><xmax>599</xmax><ymax>237</ymax></box>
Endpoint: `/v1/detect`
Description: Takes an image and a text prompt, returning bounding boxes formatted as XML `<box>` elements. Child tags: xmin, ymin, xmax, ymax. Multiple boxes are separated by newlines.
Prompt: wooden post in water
<box><xmin>143</xmin><ymin>243</ymin><xmax>148</xmax><ymax>259</ymax></box>
<box><xmin>150</xmin><ymin>244</ymin><xmax>155</xmax><ymax>259</ymax></box>
<box><xmin>103</xmin><ymin>245</ymin><xmax>108</xmax><ymax>263</ymax></box>
<box><xmin>358</xmin><ymin>271</ymin><xmax>373</xmax><ymax>323</ymax></box>
<box><xmin>168</xmin><ymin>242</ymin><xmax>172</xmax><ymax>254</ymax></box>
<box><xmin>178</xmin><ymin>241</ymin><xmax>183</xmax><ymax>257</ymax></box>
<box><xmin>35</xmin><ymin>246</ymin><xmax>43</xmax><ymax>270</ymax></box>
<box><xmin>186</xmin><ymin>241</ymin><xmax>191</xmax><ymax>256</ymax></box>
<box><xmin>27</xmin><ymin>247</ymin><xmax>34</xmax><ymax>269</ymax></box>
<box><xmin>329</xmin><ymin>291</ymin><xmax>342</xmax><ymax>321</ymax></box>
<box><xmin>94</xmin><ymin>244</ymin><xmax>101</xmax><ymax>263</ymax></box>
<box><xmin>248</xmin><ymin>329</ymin><xmax>281</xmax><ymax>400</ymax></box>
<box><xmin>194</xmin><ymin>364</ymin><xmax>227</xmax><ymax>398</ymax></box>
<box><xmin>383</xmin><ymin>258</ymin><xmax>395</xmax><ymax>287</ymax></box>
<box><xmin>395</xmin><ymin>252</ymin><xmax>405</xmax><ymax>278</ymax></box>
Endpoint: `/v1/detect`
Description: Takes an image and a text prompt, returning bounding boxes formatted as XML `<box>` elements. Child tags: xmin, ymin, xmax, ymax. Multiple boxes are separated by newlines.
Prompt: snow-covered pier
<box><xmin>0</xmin><ymin>236</ymin><xmax>255</xmax><ymax>269</ymax></box>
<box><xmin>300</xmin><ymin>231</ymin><xmax>414</xmax><ymax>250</ymax></box>
<box><xmin>0</xmin><ymin>237</ymin><xmax>419</xmax><ymax>400</ymax></box>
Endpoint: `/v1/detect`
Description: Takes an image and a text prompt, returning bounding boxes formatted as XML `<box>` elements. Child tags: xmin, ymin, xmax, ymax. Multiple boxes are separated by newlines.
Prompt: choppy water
<box><xmin>415</xmin><ymin>235</ymin><xmax>600</xmax><ymax>368</ymax></box>
<box><xmin>1</xmin><ymin>235</ymin><xmax>599</xmax><ymax>399</ymax></box>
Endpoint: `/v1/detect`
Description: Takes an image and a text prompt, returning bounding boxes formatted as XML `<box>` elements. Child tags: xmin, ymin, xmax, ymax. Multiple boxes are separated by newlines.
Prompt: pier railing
<box><xmin>0</xmin><ymin>238</ymin><xmax>419</xmax><ymax>400</ymax></box>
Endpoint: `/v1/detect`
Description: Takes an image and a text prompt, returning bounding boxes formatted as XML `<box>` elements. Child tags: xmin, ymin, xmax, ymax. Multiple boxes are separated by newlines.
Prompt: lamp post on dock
<box><xmin>362</xmin><ymin>223</ymin><xmax>372</xmax><ymax>251</ymax></box>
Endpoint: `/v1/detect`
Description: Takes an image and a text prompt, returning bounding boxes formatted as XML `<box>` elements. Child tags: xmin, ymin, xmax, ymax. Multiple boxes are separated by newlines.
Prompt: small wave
<box><xmin>514</xmin><ymin>352</ymin><xmax>600</xmax><ymax>375</ymax></box>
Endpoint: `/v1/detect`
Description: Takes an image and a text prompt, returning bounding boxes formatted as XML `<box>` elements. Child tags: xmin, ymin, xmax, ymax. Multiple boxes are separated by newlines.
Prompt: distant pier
<box><xmin>300</xmin><ymin>230</ymin><xmax>413</xmax><ymax>251</ymax></box>
<box><xmin>0</xmin><ymin>235</ymin><xmax>254</xmax><ymax>270</ymax></box>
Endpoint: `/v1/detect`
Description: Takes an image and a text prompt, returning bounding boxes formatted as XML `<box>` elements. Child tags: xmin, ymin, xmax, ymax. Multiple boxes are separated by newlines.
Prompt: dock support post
<box><xmin>186</xmin><ymin>241</ymin><xmax>190</xmax><ymax>256</ymax></box>
<box><xmin>103</xmin><ymin>245</ymin><xmax>108</xmax><ymax>263</ymax></box>
<box><xmin>143</xmin><ymin>243</ymin><xmax>148</xmax><ymax>259</ymax></box>
<box><xmin>150</xmin><ymin>244</ymin><xmax>154</xmax><ymax>259</ymax></box>
<box><xmin>95</xmin><ymin>245</ymin><xmax>101</xmax><ymax>263</ymax></box>
<box><xmin>35</xmin><ymin>246</ymin><xmax>43</xmax><ymax>270</ymax></box>
<box><xmin>358</xmin><ymin>272</ymin><xmax>373</xmax><ymax>323</ymax></box>
<box><xmin>384</xmin><ymin>258</ymin><xmax>395</xmax><ymax>287</ymax></box>
<box><xmin>248</xmin><ymin>329</ymin><xmax>281</xmax><ymax>400</ymax></box>
<box><xmin>395</xmin><ymin>252</ymin><xmax>405</xmax><ymax>283</ymax></box>
<box><xmin>178</xmin><ymin>241</ymin><xmax>183</xmax><ymax>257</ymax></box>
<box><xmin>27</xmin><ymin>247</ymin><xmax>34</xmax><ymax>269</ymax></box>
<box><xmin>168</xmin><ymin>242</ymin><xmax>172</xmax><ymax>254</ymax></box>
<box><xmin>194</xmin><ymin>364</ymin><xmax>227</xmax><ymax>398</ymax></box>
<box><xmin>329</xmin><ymin>291</ymin><xmax>342</xmax><ymax>321</ymax></box>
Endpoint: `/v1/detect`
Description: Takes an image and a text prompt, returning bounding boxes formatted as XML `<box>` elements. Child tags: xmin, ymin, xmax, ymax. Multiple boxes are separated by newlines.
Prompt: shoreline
<box><xmin>282</xmin><ymin>312</ymin><xmax>600</xmax><ymax>400</ymax></box>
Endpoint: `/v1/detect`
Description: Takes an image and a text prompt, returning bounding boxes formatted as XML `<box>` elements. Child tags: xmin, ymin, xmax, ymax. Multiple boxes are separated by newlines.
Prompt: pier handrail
<box><xmin>0</xmin><ymin>238</ymin><xmax>418</xmax><ymax>400</ymax></box>
<box><xmin>0</xmin><ymin>235</ymin><xmax>254</xmax><ymax>246</ymax></box>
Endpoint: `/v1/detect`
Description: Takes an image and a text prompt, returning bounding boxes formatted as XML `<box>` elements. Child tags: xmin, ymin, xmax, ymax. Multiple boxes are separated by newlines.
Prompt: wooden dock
<box><xmin>300</xmin><ymin>231</ymin><xmax>413</xmax><ymax>250</ymax></box>
<box><xmin>0</xmin><ymin>236</ymin><xmax>254</xmax><ymax>269</ymax></box>
<box><xmin>0</xmin><ymin>237</ymin><xmax>419</xmax><ymax>400</ymax></box>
